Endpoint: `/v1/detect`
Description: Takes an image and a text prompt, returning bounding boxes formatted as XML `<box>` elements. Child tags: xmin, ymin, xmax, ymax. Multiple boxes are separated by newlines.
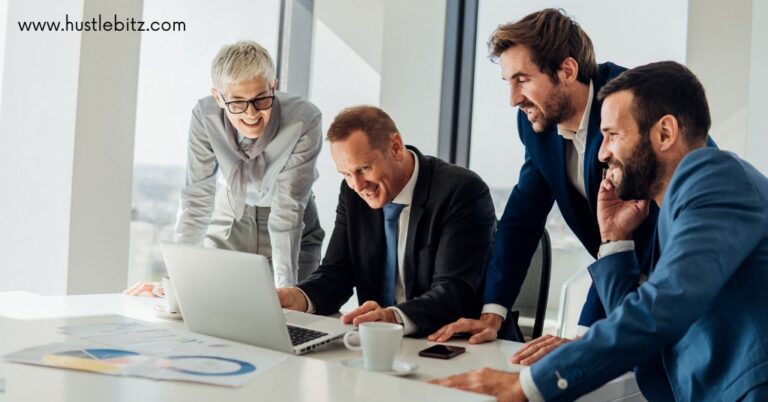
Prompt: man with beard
<box><xmin>431</xmin><ymin>61</ymin><xmax>768</xmax><ymax>402</ymax></box>
<box><xmin>429</xmin><ymin>8</ymin><xmax>661</xmax><ymax>352</ymax></box>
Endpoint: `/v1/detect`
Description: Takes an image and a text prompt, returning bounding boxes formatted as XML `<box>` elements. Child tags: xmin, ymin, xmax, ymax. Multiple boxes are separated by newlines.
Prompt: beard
<box><xmin>522</xmin><ymin>82</ymin><xmax>576</xmax><ymax>133</ymax></box>
<box><xmin>612</xmin><ymin>134</ymin><xmax>661</xmax><ymax>201</ymax></box>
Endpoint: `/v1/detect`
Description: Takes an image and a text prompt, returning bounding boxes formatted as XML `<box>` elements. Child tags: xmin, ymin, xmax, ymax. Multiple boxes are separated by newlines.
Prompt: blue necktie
<box><xmin>381</xmin><ymin>203</ymin><xmax>405</xmax><ymax>307</ymax></box>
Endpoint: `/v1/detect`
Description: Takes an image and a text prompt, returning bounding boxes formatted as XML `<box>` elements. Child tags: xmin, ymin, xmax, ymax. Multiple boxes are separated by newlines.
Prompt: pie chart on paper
<box><xmin>157</xmin><ymin>355</ymin><xmax>257</xmax><ymax>376</ymax></box>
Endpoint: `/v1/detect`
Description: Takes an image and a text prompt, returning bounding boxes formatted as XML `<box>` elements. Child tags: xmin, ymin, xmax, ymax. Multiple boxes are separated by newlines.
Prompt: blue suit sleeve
<box><xmin>588</xmin><ymin>251</ymin><xmax>643</xmax><ymax>313</ymax></box>
<box><xmin>528</xmin><ymin>150</ymin><xmax>768</xmax><ymax>401</ymax></box>
<box><xmin>577</xmin><ymin>286</ymin><xmax>607</xmax><ymax>327</ymax></box>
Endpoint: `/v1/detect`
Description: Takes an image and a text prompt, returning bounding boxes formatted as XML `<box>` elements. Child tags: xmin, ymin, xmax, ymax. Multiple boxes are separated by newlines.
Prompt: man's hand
<box><xmin>427</xmin><ymin>313</ymin><xmax>503</xmax><ymax>344</ymax></box>
<box><xmin>598</xmin><ymin>177</ymin><xmax>649</xmax><ymax>242</ymax></box>
<box><xmin>429</xmin><ymin>368</ymin><xmax>526</xmax><ymax>402</ymax></box>
<box><xmin>510</xmin><ymin>334</ymin><xmax>573</xmax><ymax>365</ymax></box>
<box><xmin>123</xmin><ymin>282</ymin><xmax>161</xmax><ymax>297</ymax></box>
<box><xmin>277</xmin><ymin>287</ymin><xmax>309</xmax><ymax>312</ymax></box>
<box><xmin>341</xmin><ymin>301</ymin><xmax>397</xmax><ymax>326</ymax></box>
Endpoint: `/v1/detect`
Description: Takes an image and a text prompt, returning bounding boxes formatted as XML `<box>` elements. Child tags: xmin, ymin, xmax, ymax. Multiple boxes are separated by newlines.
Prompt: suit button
<box><xmin>555</xmin><ymin>370</ymin><xmax>568</xmax><ymax>390</ymax></box>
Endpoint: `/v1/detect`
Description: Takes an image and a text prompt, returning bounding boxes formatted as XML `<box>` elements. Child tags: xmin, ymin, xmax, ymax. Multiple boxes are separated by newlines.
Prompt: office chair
<box><xmin>497</xmin><ymin>229</ymin><xmax>552</xmax><ymax>342</ymax></box>
<box><xmin>556</xmin><ymin>267</ymin><xmax>593</xmax><ymax>339</ymax></box>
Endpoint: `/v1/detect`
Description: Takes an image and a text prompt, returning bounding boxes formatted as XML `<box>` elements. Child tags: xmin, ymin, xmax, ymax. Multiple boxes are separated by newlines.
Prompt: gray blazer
<box><xmin>174</xmin><ymin>91</ymin><xmax>322</xmax><ymax>287</ymax></box>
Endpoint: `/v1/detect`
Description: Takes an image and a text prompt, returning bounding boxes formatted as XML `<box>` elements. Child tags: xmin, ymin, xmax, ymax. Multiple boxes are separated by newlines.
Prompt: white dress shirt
<box><xmin>388</xmin><ymin>150</ymin><xmax>420</xmax><ymax>334</ymax></box>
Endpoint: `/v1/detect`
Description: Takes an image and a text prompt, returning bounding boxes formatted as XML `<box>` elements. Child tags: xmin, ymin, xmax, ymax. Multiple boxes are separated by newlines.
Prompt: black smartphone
<box><xmin>418</xmin><ymin>344</ymin><xmax>466</xmax><ymax>359</ymax></box>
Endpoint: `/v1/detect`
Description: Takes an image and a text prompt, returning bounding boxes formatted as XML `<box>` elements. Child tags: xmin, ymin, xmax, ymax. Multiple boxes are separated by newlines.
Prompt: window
<box><xmin>128</xmin><ymin>0</ymin><xmax>281</xmax><ymax>285</ymax></box>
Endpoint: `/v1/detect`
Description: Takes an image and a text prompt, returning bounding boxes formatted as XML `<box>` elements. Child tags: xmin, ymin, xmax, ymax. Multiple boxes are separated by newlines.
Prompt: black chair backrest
<box><xmin>498</xmin><ymin>229</ymin><xmax>552</xmax><ymax>342</ymax></box>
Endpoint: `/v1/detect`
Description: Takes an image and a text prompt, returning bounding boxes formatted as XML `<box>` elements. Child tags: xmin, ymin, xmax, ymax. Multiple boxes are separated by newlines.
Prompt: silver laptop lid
<box><xmin>160</xmin><ymin>242</ymin><xmax>294</xmax><ymax>353</ymax></box>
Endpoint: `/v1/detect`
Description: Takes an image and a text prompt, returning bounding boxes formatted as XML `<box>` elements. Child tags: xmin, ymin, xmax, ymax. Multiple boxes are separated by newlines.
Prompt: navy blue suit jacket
<box><xmin>483</xmin><ymin>62</ymin><xmax>658</xmax><ymax>326</ymax></box>
<box><xmin>530</xmin><ymin>148</ymin><xmax>768</xmax><ymax>401</ymax></box>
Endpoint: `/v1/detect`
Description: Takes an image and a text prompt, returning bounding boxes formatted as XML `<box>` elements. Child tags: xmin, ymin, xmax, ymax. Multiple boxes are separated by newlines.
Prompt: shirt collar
<box><xmin>557</xmin><ymin>81</ymin><xmax>593</xmax><ymax>139</ymax></box>
<box><xmin>391</xmin><ymin>149</ymin><xmax>419</xmax><ymax>206</ymax></box>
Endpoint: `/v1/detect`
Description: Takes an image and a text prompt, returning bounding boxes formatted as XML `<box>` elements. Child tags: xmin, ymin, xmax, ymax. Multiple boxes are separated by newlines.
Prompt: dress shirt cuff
<box><xmin>481</xmin><ymin>303</ymin><xmax>508</xmax><ymax>320</ymax></box>
<box><xmin>575</xmin><ymin>325</ymin><xmax>590</xmax><ymax>337</ymax></box>
<box><xmin>274</xmin><ymin>272</ymin><xmax>296</xmax><ymax>289</ymax></box>
<box><xmin>390</xmin><ymin>308</ymin><xmax>417</xmax><ymax>336</ymax></box>
<box><xmin>598</xmin><ymin>240</ymin><xmax>635</xmax><ymax>259</ymax></box>
<box><xmin>520</xmin><ymin>366</ymin><xmax>546</xmax><ymax>402</ymax></box>
<box><xmin>270</xmin><ymin>228</ymin><xmax>303</xmax><ymax>288</ymax></box>
<box><xmin>295</xmin><ymin>287</ymin><xmax>315</xmax><ymax>314</ymax></box>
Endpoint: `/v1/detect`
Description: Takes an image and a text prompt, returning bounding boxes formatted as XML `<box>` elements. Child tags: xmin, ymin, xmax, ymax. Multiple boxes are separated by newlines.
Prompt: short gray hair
<box><xmin>211</xmin><ymin>40</ymin><xmax>276</xmax><ymax>92</ymax></box>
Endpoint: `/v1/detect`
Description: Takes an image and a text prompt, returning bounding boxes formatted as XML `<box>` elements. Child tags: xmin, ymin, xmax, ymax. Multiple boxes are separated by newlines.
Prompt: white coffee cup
<box><xmin>156</xmin><ymin>276</ymin><xmax>179</xmax><ymax>314</ymax></box>
<box><xmin>343</xmin><ymin>322</ymin><xmax>403</xmax><ymax>371</ymax></box>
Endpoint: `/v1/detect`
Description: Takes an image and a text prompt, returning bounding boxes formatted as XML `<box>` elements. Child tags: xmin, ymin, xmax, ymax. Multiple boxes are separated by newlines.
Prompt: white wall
<box><xmin>747</xmin><ymin>0</ymin><xmax>768</xmax><ymax>174</ymax></box>
<box><xmin>0</xmin><ymin>0</ymin><xmax>8</xmax><ymax>115</ymax></box>
<box><xmin>687</xmin><ymin>0</ymin><xmax>752</xmax><ymax>157</ymax></box>
<box><xmin>0</xmin><ymin>0</ymin><xmax>142</xmax><ymax>295</ymax></box>
<box><xmin>312</xmin><ymin>0</ymin><xmax>383</xmax><ymax>74</ymax></box>
<box><xmin>0</xmin><ymin>0</ymin><xmax>83</xmax><ymax>294</ymax></box>
<box><xmin>67</xmin><ymin>0</ymin><xmax>143</xmax><ymax>294</ymax></box>
<box><xmin>379</xmin><ymin>0</ymin><xmax>445</xmax><ymax>156</ymax></box>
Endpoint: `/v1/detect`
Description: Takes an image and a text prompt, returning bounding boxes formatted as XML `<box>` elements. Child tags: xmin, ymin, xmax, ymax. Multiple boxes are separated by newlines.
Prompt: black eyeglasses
<box><xmin>221</xmin><ymin>89</ymin><xmax>275</xmax><ymax>114</ymax></box>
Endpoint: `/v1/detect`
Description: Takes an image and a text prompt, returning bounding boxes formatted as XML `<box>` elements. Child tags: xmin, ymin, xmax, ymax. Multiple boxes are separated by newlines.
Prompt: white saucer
<box><xmin>339</xmin><ymin>359</ymin><xmax>418</xmax><ymax>376</ymax></box>
<box><xmin>153</xmin><ymin>305</ymin><xmax>183</xmax><ymax>320</ymax></box>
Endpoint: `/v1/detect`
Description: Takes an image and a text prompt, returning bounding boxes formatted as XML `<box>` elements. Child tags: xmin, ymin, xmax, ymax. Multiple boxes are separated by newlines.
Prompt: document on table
<box><xmin>3</xmin><ymin>318</ymin><xmax>288</xmax><ymax>387</ymax></box>
<box><xmin>59</xmin><ymin>318</ymin><xmax>228</xmax><ymax>355</ymax></box>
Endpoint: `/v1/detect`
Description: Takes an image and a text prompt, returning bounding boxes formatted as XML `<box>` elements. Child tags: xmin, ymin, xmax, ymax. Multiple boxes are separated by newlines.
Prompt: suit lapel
<box><xmin>547</xmin><ymin>126</ymin><xmax>571</xmax><ymax>201</ymax></box>
<box><xmin>403</xmin><ymin>147</ymin><xmax>429</xmax><ymax>299</ymax></box>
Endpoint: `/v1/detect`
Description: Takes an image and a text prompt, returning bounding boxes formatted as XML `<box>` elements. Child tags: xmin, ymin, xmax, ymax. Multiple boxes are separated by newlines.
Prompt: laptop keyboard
<box><xmin>287</xmin><ymin>325</ymin><xmax>328</xmax><ymax>346</ymax></box>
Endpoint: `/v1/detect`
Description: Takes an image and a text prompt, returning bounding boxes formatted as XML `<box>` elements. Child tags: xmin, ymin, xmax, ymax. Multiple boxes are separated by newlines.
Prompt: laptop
<box><xmin>160</xmin><ymin>242</ymin><xmax>348</xmax><ymax>355</ymax></box>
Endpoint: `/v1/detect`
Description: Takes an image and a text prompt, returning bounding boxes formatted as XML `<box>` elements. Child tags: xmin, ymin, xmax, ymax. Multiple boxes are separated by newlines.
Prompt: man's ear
<box><xmin>558</xmin><ymin>57</ymin><xmax>580</xmax><ymax>85</ymax></box>
<box><xmin>655</xmin><ymin>114</ymin><xmax>680</xmax><ymax>152</ymax></box>
<box><xmin>272</xmin><ymin>79</ymin><xmax>279</xmax><ymax>91</ymax></box>
<box><xmin>390</xmin><ymin>133</ymin><xmax>405</xmax><ymax>160</ymax></box>
<box><xmin>211</xmin><ymin>88</ymin><xmax>225</xmax><ymax>108</ymax></box>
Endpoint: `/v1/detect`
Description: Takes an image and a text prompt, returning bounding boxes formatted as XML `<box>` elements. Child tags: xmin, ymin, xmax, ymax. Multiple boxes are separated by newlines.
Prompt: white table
<box><xmin>0</xmin><ymin>292</ymin><xmax>644</xmax><ymax>401</ymax></box>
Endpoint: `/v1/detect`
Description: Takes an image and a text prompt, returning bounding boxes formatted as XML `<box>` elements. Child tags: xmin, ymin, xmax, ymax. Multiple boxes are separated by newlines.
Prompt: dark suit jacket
<box><xmin>483</xmin><ymin>62</ymin><xmax>659</xmax><ymax>326</ymax></box>
<box><xmin>298</xmin><ymin>146</ymin><xmax>496</xmax><ymax>337</ymax></box>
<box><xmin>531</xmin><ymin>148</ymin><xmax>768</xmax><ymax>401</ymax></box>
